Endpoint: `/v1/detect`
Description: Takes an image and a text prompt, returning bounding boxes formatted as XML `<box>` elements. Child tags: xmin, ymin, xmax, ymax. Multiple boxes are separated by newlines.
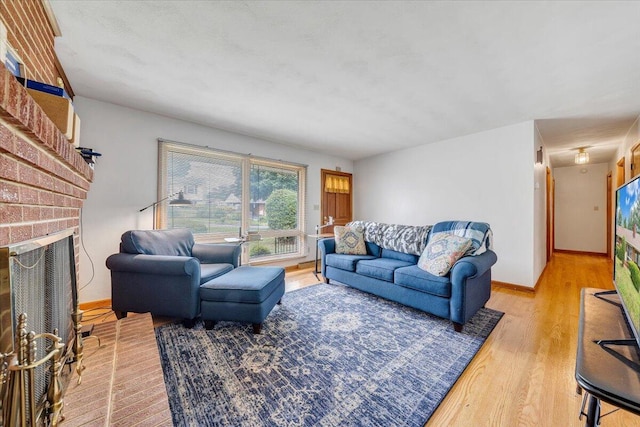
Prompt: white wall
<box><xmin>553</xmin><ymin>163</ymin><xmax>608</xmax><ymax>253</ymax></box>
<box><xmin>533</xmin><ymin>124</ymin><xmax>549</xmax><ymax>281</ymax></box>
<box><xmin>353</xmin><ymin>121</ymin><xmax>539</xmax><ymax>287</ymax></box>
<box><xmin>74</xmin><ymin>96</ymin><xmax>353</xmax><ymax>303</ymax></box>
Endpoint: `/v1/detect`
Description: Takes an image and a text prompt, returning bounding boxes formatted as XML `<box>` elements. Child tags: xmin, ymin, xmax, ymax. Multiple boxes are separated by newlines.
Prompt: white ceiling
<box><xmin>49</xmin><ymin>1</ymin><xmax>640</xmax><ymax>165</ymax></box>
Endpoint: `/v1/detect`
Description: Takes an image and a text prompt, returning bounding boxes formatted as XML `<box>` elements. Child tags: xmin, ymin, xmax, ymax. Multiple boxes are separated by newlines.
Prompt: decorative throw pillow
<box><xmin>417</xmin><ymin>233</ymin><xmax>472</xmax><ymax>276</ymax></box>
<box><xmin>334</xmin><ymin>225</ymin><xmax>367</xmax><ymax>255</ymax></box>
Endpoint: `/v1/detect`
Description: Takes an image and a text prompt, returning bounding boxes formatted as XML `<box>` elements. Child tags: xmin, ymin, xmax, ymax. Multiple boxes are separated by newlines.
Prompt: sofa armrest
<box><xmin>450</xmin><ymin>250</ymin><xmax>498</xmax><ymax>282</ymax></box>
<box><xmin>192</xmin><ymin>243</ymin><xmax>241</xmax><ymax>267</ymax></box>
<box><xmin>318</xmin><ymin>238</ymin><xmax>336</xmax><ymax>256</ymax></box>
<box><xmin>106</xmin><ymin>253</ymin><xmax>200</xmax><ymax>277</ymax></box>
<box><xmin>449</xmin><ymin>249</ymin><xmax>497</xmax><ymax>326</ymax></box>
<box><xmin>318</xmin><ymin>238</ymin><xmax>335</xmax><ymax>278</ymax></box>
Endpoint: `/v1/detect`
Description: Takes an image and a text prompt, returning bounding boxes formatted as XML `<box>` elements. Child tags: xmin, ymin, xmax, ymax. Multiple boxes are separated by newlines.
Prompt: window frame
<box><xmin>158</xmin><ymin>139</ymin><xmax>307</xmax><ymax>263</ymax></box>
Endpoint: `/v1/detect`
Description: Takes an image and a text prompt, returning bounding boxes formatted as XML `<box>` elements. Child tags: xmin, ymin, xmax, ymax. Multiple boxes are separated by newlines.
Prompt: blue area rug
<box><xmin>156</xmin><ymin>283</ymin><xmax>503</xmax><ymax>426</ymax></box>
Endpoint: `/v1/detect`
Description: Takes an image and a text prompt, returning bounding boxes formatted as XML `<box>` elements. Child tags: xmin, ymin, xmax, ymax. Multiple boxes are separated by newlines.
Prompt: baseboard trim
<box><xmin>79</xmin><ymin>298</ymin><xmax>111</xmax><ymax>311</ymax></box>
<box><xmin>296</xmin><ymin>260</ymin><xmax>316</xmax><ymax>270</ymax></box>
<box><xmin>492</xmin><ymin>280</ymin><xmax>535</xmax><ymax>293</ymax></box>
<box><xmin>285</xmin><ymin>264</ymin><xmax>302</xmax><ymax>272</ymax></box>
<box><xmin>554</xmin><ymin>249</ymin><xmax>607</xmax><ymax>257</ymax></box>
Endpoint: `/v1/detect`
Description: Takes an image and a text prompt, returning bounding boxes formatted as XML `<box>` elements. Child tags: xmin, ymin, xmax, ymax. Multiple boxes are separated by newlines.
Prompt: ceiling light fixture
<box><xmin>575</xmin><ymin>148</ymin><xmax>589</xmax><ymax>165</ymax></box>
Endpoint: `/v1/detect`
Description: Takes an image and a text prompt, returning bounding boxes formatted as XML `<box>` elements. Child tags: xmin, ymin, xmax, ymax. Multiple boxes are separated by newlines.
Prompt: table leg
<box><xmin>585</xmin><ymin>394</ymin><xmax>600</xmax><ymax>427</ymax></box>
<box><xmin>314</xmin><ymin>236</ymin><xmax>320</xmax><ymax>279</ymax></box>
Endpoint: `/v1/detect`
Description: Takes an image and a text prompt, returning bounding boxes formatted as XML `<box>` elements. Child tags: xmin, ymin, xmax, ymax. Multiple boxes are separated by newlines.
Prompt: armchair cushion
<box><xmin>192</xmin><ymin>243</ymin><xmax>241</xmax><ymax>267</ymax></box>
<box><xmin>121</xmin><ymin>229</ymin><xmax>194</xmax><ymax>256</ymax></box>
<box><xmin>200</xmin><ymin>263</ymin><xmax>234</xmax><ymax>283</ymax></box>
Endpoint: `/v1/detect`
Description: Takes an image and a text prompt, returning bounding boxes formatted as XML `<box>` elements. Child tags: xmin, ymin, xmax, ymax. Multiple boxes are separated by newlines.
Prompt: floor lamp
<box><xmin>139</xmin><ymin>191</ymin><xmax>193</xmax><ymax>229</ymax></box>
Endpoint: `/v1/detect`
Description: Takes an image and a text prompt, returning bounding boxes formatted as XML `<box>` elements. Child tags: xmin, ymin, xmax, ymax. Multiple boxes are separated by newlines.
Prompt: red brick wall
<box><xmin>0</xmin><ymin>0</ymin><xmax>65</xmax><ymax>88</ymax></box>
<box><xmin>0</xmin><ymin>64</ymin><xmax>92</xmax><ymax>247</ymax></box>
<box><xmin>0</xmin><ymin>0</ymin><xmax>91</xmax><ymax>251</ymax></box>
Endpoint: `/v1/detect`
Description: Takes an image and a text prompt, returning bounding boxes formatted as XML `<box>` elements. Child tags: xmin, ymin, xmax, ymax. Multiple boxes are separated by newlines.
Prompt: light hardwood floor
<box><xmin>429</xmin><ymin>252</ymin><xmax>640</xmax><ymax>426</ymax></box>
<box><xmin>80</xmin><ymin>253</ymin><xmax>640</xmax><ymax>426</ymax></box>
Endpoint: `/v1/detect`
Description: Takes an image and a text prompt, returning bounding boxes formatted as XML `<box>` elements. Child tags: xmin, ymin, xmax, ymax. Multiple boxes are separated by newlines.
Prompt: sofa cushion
<box><xmin>394</xmin><ymin>265</ymin><xmax>452</xmax><ymax>298</ymax></box>
<box><xmin>418</xmin><ymin>233</ymin><xmax>472</xmax><ymax>276</ymax></box>
<box><xmin>430</xmin><ymin>221</ymin><xmax>492</xmax><ymax>255</ymax></box>
<box><xmin>381</xmin><ymin>248</ymin><xmax>419</xmax><ymax>264</ymax></box>
<box><xmin>365</xmin><ymin>241</ymin><xmax>382</xmax><ymax>257</ymax></box>
<box><xmin>121</xmin><ymin>229</ymin><xmax>194</xmax><ymax>256</ymax></box>
<box><xmin>356</xmin><ymin>258</ymin><xmax>413</xmax><ymax>282</ymax></box>
<box><xmin>200</xmin><ymin>266</ymin><xmax>285</xmax><ymax>304</ymax></box>
<box><xmin>325</xmin><ymin>253</ymin><xmax>376</xmax><ymax>272</ymax></box>
<box><xmin>335</xmin><ymin>225</ymin><xmax>367</xmax><ymax>255</ymax></box>
<box><xmin>200</xmin><ymin>263</ymin><xmax>235</xmax><ymax>284</ymax></box>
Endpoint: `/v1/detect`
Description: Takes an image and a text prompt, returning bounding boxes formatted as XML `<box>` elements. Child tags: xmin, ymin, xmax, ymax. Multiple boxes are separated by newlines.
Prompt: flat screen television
<box><xmin>614</xmin><ymin>174</ymin><xmax>640</xmax><ymax>349</ymax></box>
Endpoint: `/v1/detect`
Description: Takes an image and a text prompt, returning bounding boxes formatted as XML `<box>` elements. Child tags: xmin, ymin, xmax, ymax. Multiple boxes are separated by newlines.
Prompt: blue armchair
<box><xmin>106</xmin><ymin>229</ymin><xmax>240</xmax><ymax>327</ymax></box>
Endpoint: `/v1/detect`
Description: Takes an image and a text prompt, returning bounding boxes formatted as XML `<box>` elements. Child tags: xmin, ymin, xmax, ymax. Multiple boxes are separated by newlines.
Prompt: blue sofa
<box><xmin>319</xmin><ymin>221</ymin><xmax>497</xmax><ymax>332</ymax></box>
<box><xmin>106</xmin><ymin>229</ymin><xmax>241</xmax><ymax>327</ymax></box>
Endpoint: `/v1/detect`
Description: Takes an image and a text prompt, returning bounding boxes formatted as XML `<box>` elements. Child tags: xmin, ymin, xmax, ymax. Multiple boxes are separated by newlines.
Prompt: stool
<box><xmin>199</xmin><ymin>266</ymin><xmax>285</xmax><ymax>334</ymax></box>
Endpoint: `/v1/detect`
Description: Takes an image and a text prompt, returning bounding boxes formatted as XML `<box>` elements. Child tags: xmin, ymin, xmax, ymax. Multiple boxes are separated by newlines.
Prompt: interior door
<box><xmin>607</xmin><ymin>172</ymin><xmax>612</xmax><ymax>258</ymax></box>
<box><xmin>631</xmin><ymin>144</ymin><xmax>640</xmax><ymax>178</ymax></box>
<box><xmin>321</xmin><ymin>169</ymin><xmax>353</xmax><ymax>234</ymax></box>
<box><xmin>617</xmin><ymin>157</ymin><xmax>625</xmax><ymax>187</ymax></box>
<box><xmin>546</xmin><ymin>167</ymin><xmax>554</xmax><ymax>262</ymax></box>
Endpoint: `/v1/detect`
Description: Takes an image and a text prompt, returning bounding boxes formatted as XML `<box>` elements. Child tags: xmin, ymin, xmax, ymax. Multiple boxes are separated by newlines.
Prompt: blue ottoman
<box><xmin>199</xmin><ymin>266</ymin><xmax>285</xmax><ymax>334</ymax></box>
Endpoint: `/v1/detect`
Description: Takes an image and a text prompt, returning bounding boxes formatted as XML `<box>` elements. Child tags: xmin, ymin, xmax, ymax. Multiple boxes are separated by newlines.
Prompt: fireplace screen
<box><xmin>0</xmin><ymin>228</ymin><xmax>79</xmax><ymax>425</ymax></box>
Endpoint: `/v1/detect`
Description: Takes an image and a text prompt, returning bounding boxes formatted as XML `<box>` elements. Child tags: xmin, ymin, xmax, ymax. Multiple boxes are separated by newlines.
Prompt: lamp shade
<box><xmin>169</xmin><ymin>191</ymin><xmax>193</xmax><ymax>206</ymax></box>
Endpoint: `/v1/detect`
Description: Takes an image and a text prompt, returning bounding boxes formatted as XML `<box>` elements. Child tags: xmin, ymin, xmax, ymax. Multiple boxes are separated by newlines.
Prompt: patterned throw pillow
<box><xmin>334</xmin><ymin>225</ymin><xmax>367</xmax><ymax>255</ymax></box>
<box><xmin>417</xmin><ymin>233</ymin><xmax>472</xmax><ymax>276</ymax></box>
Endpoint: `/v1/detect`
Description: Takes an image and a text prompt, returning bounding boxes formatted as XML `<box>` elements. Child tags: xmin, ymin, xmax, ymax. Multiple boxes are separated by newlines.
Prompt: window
<box><xmin>158</xmin><ymin>140</ymin><xmax>307</xmax><ymax>263</ymax></box>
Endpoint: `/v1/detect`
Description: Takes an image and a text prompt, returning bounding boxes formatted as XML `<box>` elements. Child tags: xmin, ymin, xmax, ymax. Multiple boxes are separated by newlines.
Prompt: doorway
<box><xmin>546</xmin><ymin>167</ymin><xmax>554</xmax><ymax>262</ymax></box>
<box><xmin>631</xmin><ymin>144</ymin><xmax>640</xmax><ymax>178</ymax></box>
<box><xmin>321</xmin><ymin>169</ymin><xmax>353</xmax><ymax>233</ymax></box>
<box><xmin>607</xmin><ymin>172</ymin><xmax>612</xmax><ymax>258</ymax></box>
<box><xmin>617</xmin><ymin>157</ymin><xmax>625</xmax><ymax>187</ymax></box>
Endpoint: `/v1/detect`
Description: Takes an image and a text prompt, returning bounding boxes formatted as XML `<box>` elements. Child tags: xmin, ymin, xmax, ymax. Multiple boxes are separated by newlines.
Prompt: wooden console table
<box><xmin>575</xmin><ymin>288</ymin><xmax>640</xmax><ymax>426</ymax></box>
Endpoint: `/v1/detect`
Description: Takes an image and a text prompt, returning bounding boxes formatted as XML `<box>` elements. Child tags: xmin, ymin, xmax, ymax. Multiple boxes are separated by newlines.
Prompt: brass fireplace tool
<box><xmin>0</xmin><ymin>311</ymin><xmax>85</xmax><ymax>426</ymax></box>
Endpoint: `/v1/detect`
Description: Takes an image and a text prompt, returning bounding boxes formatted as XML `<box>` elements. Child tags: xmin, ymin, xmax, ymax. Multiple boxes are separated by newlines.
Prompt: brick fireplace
<box><xmin>1</xmin><ymin>0</ymin><xmax>90</xmax><ymax>251</ymax></box>
<box><xmin>0</xmin><ymin>62</ymin><xmax>93</xmax><ymax>251</ymax></box>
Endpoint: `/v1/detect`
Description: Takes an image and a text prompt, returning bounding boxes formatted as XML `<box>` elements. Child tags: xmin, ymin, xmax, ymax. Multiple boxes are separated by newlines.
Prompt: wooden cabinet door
<box><xmin>321</xmin><ymin>169</ymin><xmax>352</xmax><ymax>233</ymax></box>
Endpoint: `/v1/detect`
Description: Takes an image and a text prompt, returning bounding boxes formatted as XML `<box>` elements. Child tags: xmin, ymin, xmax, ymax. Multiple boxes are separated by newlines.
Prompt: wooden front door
<box><xmin>321</xmin><ymin>169</ymin><xmax>353</xmax><ymax>233</ymax></box>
